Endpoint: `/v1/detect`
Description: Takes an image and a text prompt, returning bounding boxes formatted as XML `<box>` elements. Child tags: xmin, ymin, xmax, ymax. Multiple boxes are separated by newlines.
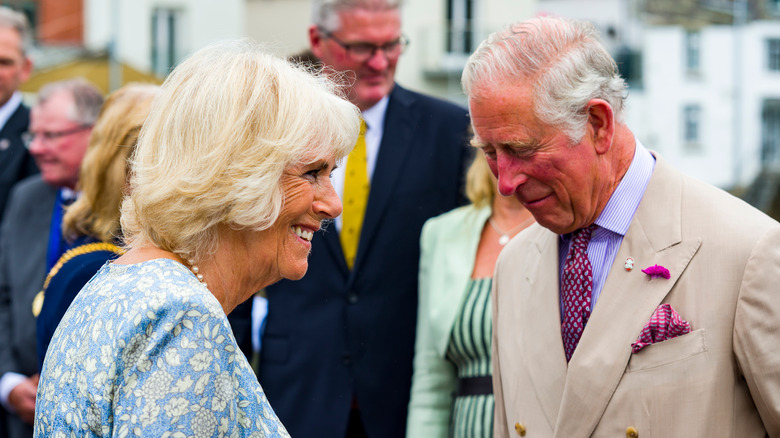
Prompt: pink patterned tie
<box><xmin>561</xmin><ymin>224</ymin><xmax>597</xmax><ymax>362</ymax></box>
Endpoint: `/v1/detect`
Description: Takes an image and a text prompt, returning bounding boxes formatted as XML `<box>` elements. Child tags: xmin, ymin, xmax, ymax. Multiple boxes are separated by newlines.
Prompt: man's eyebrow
<box><xmin>469</xmin><ymin>138</ymin><xmax>541</xmax><ymax>150</ymax></box>
<box><xmin>505</xmin><ymin>139</ymin><xmax>542</xmax><ymax>150</ymax></box>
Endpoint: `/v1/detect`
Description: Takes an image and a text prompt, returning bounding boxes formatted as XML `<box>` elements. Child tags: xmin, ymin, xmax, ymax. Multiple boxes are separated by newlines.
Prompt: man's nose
<box><xmin>365</xmin><ymin>50</ymin><xmax>390</xmax><ymax>70</ymax></box>
<box><xmin>495</xmin><ymin>152</ymin><xmax>528</xmax><ymax>197</ymax></box>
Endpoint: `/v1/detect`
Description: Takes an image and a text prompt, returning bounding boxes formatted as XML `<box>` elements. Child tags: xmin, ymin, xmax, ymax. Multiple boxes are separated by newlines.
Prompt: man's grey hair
<box><xmin>37</xmin><ymin>78</ymin><xmax>105</xmax><ymax>126</ymax></box>
<box><xmin>462</xmin><ymin>16</ymin><xmax>627</xmax><ymax>143</ymax></box>
<box><xmin>0</xmin><ymin>7</ymin><xmax>31</xmax><ymax>55</ymax></box>
<box><xmin>312</xmin><ymin>0</ymin><xmax>402</xmax><ymax>33</ymax></box>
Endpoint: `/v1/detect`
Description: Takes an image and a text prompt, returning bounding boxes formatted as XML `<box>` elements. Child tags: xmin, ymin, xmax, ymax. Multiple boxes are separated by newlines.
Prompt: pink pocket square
<box><xmin>631</xmin><ymin>304</ymin><xmax>691</xmax><ymax>353</ymax></box>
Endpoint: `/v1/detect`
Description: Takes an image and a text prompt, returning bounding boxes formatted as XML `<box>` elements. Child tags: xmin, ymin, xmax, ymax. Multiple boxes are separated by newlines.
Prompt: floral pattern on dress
<box><xmin>34</xmin><ymin>258</ymin><xmax>290</xmax><ymax>438</ymax></box>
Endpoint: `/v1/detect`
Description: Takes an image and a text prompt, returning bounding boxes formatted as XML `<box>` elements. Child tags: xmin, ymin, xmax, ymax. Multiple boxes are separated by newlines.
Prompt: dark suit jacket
<box><xmin>258</xmin><ymin>85</ymin><xmax>471</xmax><ymax>438</ymax></box>
<box><xmin>0</xmin><ymin>175</ymin><xmax>57</xmax><ymax>438</ymax></box>
<box><xmin>0</xmin><ymin>104</ymin><xmax>37</xmax><ymax>225</ymax></box>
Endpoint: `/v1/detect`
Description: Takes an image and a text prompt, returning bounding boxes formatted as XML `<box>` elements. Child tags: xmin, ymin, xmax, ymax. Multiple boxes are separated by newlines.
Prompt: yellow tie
<box><xmin>341</xmin><ymin>119</ymin><xmax>369</xmax><ymax>269</ymax></box>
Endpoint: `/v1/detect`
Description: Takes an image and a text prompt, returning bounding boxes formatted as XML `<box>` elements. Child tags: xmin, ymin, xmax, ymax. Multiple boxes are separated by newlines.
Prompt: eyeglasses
<box><xmin>319</xmin><ymin>27</ymin><xmax>409</xmax><ymax>62</ymax></box>
<box><xmin>22</xmin><ymin>125</ymin><xmax>93</xmax><ymax>148</ymax></box>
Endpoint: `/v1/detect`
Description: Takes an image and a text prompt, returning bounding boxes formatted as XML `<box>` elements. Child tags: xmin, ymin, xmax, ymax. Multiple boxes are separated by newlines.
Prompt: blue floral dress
<box><xmin>34</xmin><ymin>258</ymin><xmax>289</xmax><ymax>437</ymax></box>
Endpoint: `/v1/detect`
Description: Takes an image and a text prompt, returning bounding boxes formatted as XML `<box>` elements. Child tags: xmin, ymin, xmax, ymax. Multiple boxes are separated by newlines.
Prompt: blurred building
<box><xmin>540</xmin><ymin>0</ymin><xmax>780</xmax><ymax>219</ymax></box>
<box><xmin>8</xmin><ymin>0</ymin><xmax>245</xmax><ymax>94</ymax></box>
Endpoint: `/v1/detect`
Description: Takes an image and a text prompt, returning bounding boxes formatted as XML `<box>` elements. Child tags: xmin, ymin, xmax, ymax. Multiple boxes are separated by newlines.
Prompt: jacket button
<box><xmin>514</xmin><ymin>422</ymin><xmax>526</xmax><ymax>436</ymax></box>
<box><xmin>347</xmin><ymin>292</ymin><xmax>358</xmax><ymax>304</ymax></box>
<box><xmin>626</xmin><ymin>426</ymin><xmax>638</xmax><ymax>438</ymax></box>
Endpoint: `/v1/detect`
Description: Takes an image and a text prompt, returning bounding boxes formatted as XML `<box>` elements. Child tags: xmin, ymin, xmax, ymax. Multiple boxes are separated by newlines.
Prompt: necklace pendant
<box><xmin>498</xmin><ymin>234</ymin><xmax>510</xmax><ymax>246</ymax></box>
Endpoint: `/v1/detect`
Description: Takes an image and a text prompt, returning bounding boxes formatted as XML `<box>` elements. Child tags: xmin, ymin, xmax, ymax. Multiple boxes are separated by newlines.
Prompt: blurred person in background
<box><xmin>406</xmin><ymin>151</ymin><xmax>534</xmax><ymax>438</ymax></box>
<box><xmin>257</xmin><ymin>0</ymin><xmax>472</xmax><ymax>437</ymax></box>
<box><xmin>0</xmin><ymin>6</ymin><xmax>37</xmax><ymax>226</ymax></box>
<box><xmin>34</xmin><ymin>40</ymin><xmax>359</xmax><ymax>437</ymax></box>
<box><xmin>33</xmin><ymin>83</ymin><xmax>159</xmax><ymax>370</ymax></box>
<box><xmin>0</xmin><ymin>78</ymin><xmax>102</xmax><ymax>438</ymax></box>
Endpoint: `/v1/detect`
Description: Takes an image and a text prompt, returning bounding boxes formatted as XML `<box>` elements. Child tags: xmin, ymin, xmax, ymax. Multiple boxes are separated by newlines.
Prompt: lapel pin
<box><xmin>624</xmin><ymin>257</ymin><xmax>634</xmax><ymax>271</ymax></box>
<box><xmin>642</xmin><ymin>264</ymin><xmax>670</xmax><ymax>279</ymax></box>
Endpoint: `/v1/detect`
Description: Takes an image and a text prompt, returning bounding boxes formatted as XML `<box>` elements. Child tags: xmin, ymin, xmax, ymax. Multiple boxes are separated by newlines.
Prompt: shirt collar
<box><xmin>0</xmin><ymin>92</ymin><xmax>22</xmax><ymax>131</ymax></box>
<box><xmin>360</xmin><ymin>94</ymin><xmax>389</xmax><ymax>132</ymax></box>
<box><xmin>593</xmin><ymin>139</ymin><xmax>655</xmax><ymax>236</ymax></box>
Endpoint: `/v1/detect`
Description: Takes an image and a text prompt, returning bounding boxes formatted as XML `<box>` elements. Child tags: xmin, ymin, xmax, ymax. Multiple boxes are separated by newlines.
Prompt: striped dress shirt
<box><xmin>558</xmin><ymin>141</ymin><xmax>655</xmax><ymax>312</ymax></box>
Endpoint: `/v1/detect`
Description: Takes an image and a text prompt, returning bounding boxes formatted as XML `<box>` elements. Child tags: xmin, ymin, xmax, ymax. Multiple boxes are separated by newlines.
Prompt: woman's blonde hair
<box><xmin>121</xmin><ymin>39</ymin><xmax>360</xmax><ymax>260</ymax></box>
<box><xmin>465</xmin><ymin>150</ymin><xmax>496</xmax><ymax>208</ymax></box>
<box><xmin>63</xmin><ymin>83</ymin><xmax>159</xmax><ymax>242</ymax></box>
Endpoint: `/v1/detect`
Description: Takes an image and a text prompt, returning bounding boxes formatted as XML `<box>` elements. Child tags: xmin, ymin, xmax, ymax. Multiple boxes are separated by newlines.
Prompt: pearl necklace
<box><xmin>488</xmin><ymin>215</ymin><xmax>535</xmax><ymax>246</ymax></box>
<box><xmin>185</xmin><ymin>258</ymin><xmax>207</xmax><ymax>288</ymax></box>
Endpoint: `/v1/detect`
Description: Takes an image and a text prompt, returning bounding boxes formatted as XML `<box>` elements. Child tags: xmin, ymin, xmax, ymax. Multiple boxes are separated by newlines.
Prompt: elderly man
<box><xmin>463</xmin><ymin>16</ymin><xmax>780</xmax><ymax>437</ymax></box>
<box><xmin>257</xmin><ymin>0</ymin><xmax>471</xmax><ymax>437</ymax></box>
<box><xmin>0</xmin><ymin>79</ymin><xmax>103</xmax><ymax>438</ymax></box>
<box><xmin>0</xmin><ymin>7</ymin><xmax>36</xmax><ymax>226</ymax></box>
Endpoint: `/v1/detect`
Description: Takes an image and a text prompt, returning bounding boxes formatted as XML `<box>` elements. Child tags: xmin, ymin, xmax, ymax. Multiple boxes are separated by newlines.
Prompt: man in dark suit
<box><xmin>0</xmin><ymin>79</ymin><xmax>103</xmax><ymax>438</ymax></box>
<box><xmin>0</xmin><ymin>7</ymin><xmax>37</xmax><ymax>226</ymax></box>
<box><xmin>256</xmin><ymin>1</ymin><xmax>471</xmax><ymax>437</ymax></box>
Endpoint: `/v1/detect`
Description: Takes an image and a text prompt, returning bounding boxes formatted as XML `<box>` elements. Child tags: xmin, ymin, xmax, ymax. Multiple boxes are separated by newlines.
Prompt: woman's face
<box><xmin>253</xmin><ymin>155</ymin><xmax>342</xmax><ymax>284</ymax></box>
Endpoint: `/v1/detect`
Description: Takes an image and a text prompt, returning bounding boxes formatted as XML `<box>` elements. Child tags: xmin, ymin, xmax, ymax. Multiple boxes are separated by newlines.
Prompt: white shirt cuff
<box><xmin>0</xmin><ymin>372</ymin><xmax>26</xmax><ymax>412</ymax></box>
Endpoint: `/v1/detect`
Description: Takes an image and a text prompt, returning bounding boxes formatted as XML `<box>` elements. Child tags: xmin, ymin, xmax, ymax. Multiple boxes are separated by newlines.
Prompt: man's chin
<box><xmin>356</xmin><ymin>84</ymin><xmax>393</xmax><ymax>108</ymax></box>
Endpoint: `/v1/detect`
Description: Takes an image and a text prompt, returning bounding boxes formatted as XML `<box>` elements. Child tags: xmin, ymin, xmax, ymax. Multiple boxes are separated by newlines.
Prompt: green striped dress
<box><xmin>445</xmin><ymin>276</ymin><xmax>494</xmax><ymax>438</ymax></box>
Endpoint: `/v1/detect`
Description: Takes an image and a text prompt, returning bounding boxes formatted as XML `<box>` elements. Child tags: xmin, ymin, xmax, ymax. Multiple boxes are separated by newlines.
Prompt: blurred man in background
<box><xmin>257</xmin><ymin>1</ymin><xmax>472</xmax><ymax>437</ymax></box>
<box><xmin>0</xmin><ymin>79</ymin><xmax>102</xmax><ymax>438</ymax></box>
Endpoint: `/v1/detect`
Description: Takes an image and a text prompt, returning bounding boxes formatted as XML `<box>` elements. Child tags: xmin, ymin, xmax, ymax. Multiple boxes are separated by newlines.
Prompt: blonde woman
<box><xmin>34</xmin><ymin>83</ymin><xmax>159</xmax><ymax>370</ymax></box>
<box><xmin>407</xmin><ymin>151</ymin><xmax>534</xmax><ymax>438</ymax></box>
<box><xmin>34</xmin><ymin>40</ymin><xmax>359</xmax><ymax>437</ymax></box>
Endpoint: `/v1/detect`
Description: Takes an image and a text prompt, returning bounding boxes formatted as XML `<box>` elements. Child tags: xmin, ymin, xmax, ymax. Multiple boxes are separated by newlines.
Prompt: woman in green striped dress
<box><xmin>406</xmin><ymin>152</ymin><xmax>534</xmax><ymax>437</ymax></box>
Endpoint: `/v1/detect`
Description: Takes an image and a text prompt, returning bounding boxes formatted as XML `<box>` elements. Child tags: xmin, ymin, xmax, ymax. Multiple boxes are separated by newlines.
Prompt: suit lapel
<box><xmin>320</xmin><ymin>226</ymin><xmax>348</xmax><ymax>276</ymax></box>
<box><xmin>518</xmin><ymin>227</ymin><xmax>569</xmax><ymax>428</ymax></box>
<box><xmin>351</xmin><ymin>86</ymin><xmax>417</xmax><ymax>274</ymax></box>
<box><xmin>553</xmin><ymin>155</ymin><xmax>702</xmax><ymax>437</ymax></box>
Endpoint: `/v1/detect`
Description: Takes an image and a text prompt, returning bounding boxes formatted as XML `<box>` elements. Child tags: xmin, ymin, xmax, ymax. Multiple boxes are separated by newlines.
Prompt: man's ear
<box><xmin>20</xmin><ymin>56</ymin><xmax>32</xmax><ymax>83</ymax></box>
<box><xmin>586</xmin><ymin>99</ymin><xmax>614</xmax><ymax>155</ymax></box>
<box><xmin>309</xmin><ymin>25</ymin><xmax>324</xmax><ymax>59</ymax></box>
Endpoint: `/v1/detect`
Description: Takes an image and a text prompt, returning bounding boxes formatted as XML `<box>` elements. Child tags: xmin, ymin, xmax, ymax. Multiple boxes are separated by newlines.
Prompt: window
<box><xmin>683</xmin><ymin>105</ymin><xmax>702</xmax><ymax>151</ymax></box>
<box><xmin>151</xmin><ymin>8</ymin><xmax>185</xmax><ymax>77</ymax></box>
<box><xmin>762</xmin><ymin>99</ymin><xmax>780</xmax><ymax>165</ymax></box>
<box><xmin>768</xmin><ymin>38</ymin><xmax>780</xmax><ymax>72</ymax></box>
<box><xmin>446</xmin><ymin>0</ymin><xmax>475</xmax><ymax>54</ymax></box>
<box><xmin>685</xmin><ymin>31</ymin><xmax>700</xmax><ymax>74</ymax></box>
<box><xmin>769</xmin><ymin>0</ymin><xmax>780</xmax><ymax>14</ymax></box>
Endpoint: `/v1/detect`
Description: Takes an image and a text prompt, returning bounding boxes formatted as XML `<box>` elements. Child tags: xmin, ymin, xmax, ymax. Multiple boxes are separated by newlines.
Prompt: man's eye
<box><xmin>383</xmin><ymin>41</ymin><xmax>400</xmax><ymax>51</ymax></box>
<box><xmin>350</xmin><ymin>43</ymin><xmax>374</xmax><ymax>55</ymax></box>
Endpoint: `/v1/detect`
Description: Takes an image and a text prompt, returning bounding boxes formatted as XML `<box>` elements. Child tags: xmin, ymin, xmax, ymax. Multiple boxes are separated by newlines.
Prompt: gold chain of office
<box><xmin>31</xmin><ymin>242</ymin><xmax>126</xmax><ymax>317</ymax></box>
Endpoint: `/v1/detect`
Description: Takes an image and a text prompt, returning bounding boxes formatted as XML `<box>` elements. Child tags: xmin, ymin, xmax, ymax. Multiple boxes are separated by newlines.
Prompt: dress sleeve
<box><xmin>406</xmin><ymin>219</ymin><xmax>458</xmax><ymax>438</ymax></box>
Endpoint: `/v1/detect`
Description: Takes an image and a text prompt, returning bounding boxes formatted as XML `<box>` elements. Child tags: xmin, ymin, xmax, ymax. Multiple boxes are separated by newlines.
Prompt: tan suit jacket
<box><xmin>493</xmin><ymin>155</ymin><xmax>780</xmax><ymax>437</ymax></box>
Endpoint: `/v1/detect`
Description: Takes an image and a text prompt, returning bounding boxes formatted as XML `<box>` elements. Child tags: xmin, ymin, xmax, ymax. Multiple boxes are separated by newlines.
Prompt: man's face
<box><xmin>470</xmin><ymin>81</ymin><xmax>608</xmax><ymax>235</ymax></box>
<box><xmin>0</xmin><ymin>27</ymin><xmax>31</xmax><ymax>106</ymax></box>
<box><xmin>28</xmin><ymin>91</ymin><xmax>92</xmax><ymax>189</ymax></box>
<box><xmin>310</xmin><ymin>7</ymin><xmax>402</xmax><ymax>110</ymax></box>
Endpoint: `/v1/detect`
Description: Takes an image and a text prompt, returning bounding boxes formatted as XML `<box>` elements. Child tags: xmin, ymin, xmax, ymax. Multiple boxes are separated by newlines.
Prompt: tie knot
<box><xmin>571</xmin><ymin>224</ymin><xmax>597</xmax><ymax>246</ymax></box>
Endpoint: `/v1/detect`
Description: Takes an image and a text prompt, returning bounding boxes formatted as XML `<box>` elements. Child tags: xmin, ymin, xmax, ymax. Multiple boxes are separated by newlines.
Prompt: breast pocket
<box><xmin>626</xmin><ymin>328</ymin><xmax>707</xmax><ymax>373</ymax></box>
